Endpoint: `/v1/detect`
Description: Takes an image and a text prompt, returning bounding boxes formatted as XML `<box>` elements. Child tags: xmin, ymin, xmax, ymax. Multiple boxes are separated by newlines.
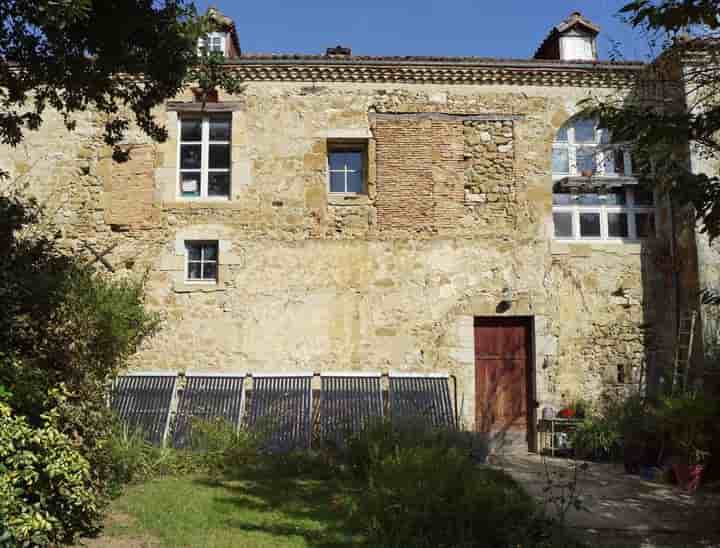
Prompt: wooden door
<box><xmin>474</xmin><ymin>317</ymin><xmax>531</xmax><ymax>434</ymax></box>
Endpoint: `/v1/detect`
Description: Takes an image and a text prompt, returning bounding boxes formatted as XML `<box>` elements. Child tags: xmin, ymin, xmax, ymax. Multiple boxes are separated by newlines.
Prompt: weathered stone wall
<box><xmin>0</xmin><ymin>80</ymin><xmax>673</xmax><ymax>434</ymax></box>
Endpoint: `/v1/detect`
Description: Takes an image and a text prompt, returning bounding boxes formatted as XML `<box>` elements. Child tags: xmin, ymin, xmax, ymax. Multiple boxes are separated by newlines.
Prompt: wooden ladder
<box><xmin>672</xmin><ymin>311</ymin><xmax>697</xmax><ymax>394</ymax></box>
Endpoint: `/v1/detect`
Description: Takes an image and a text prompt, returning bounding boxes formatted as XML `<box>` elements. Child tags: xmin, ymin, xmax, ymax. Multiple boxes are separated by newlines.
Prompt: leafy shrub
<box><xmin>344</xmin><ymin>418</ymin><xmax>488</xmax><ymax>481</ymax></box>
<box><xmin>108</xmin><ymin>424</ymin><xmax>165</xmax><ymax>487</ymax></box>
<box><xmin>0</xmin><ymin>194</ymin><xmax>161</xmax><ymax>539</ymax></box>
<box><xmin>189</xmin><ymin>418</ymin><xmax>260</xmax><ymax>479</ymax></box>
<box><xmin>354</xmin><ymin>445</ymin><xmax>534</xmax><ymax>548</ymax></box>
<box><xmin>0</xmin><ymin>401</ymin><xmax>102</xmax><ymax>547</ymax></box>
<box><xmin>655</xmin><ymin>392</ymin><xmax>719</xmax><ymax>465</ymax></box>
<box><xmin>571</xmin><ymin>417</ymin><xmax>621</xmax><ymax>461</ymax></box>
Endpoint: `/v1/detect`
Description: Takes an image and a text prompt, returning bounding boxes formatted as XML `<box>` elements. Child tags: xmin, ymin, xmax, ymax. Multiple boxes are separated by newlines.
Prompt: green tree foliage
<box><xmin>586</xmin><ymin>1</ymin><xmax>720</xmax><ymax>237</ymax></box>
<box><xmin>0</xmin><ymin>193</ymin><xmax>160</xmax><ymax>544</ymax></box>
<box><xmin>0</xmin><ymin>193</ymin><xmax>159</xmax><ymax>414</ymax></box>
<box><xmin>0</xmin><ymin>1</ymin><xmax>243</xmax><ymax>164</ymax></box>
<box><xmin>0</xmin><ymin>0</ymin><xmax>199</xmax><ymax>155</ymax></box>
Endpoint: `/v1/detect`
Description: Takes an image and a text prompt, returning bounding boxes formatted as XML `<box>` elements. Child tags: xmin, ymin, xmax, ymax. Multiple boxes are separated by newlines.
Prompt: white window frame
<box><xmin>327</xmin><ymin>142</ymin><xmax>367</xmax><ymax>195</ymax></box>
<box><xmin>552</xmin><ymin>118</ymin><xmax>655</xmax><ymax>242</ymax></box>
<box><xmin>198</xmin><ymin>32</ymin><xmax>227</xmax><ymax>56</ymax></box>
<box><xmin>552</xmin><ymin>120</ymin><xmax>633</xmax><ymax>180</ymax></box>
<box><xmin>552</xmin><ymin>188</ymin><xmax>656</xmax><ymax>242</ymax></box>
<box><xmin>177</xmin><ymin>115</ymin><xmax>231</xmax><ymax>200</ymax></box>
<box><xmin>184</xmin><ymin>241</ymin><xmax>219</xmax><ymax>284</ymax></box>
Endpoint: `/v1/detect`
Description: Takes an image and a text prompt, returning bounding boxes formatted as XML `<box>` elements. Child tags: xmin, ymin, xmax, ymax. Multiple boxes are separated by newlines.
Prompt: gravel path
<box><xmin>493</xmin><ymin>454</ymin><xmax>720</xmax><ymax>547</ymax></box>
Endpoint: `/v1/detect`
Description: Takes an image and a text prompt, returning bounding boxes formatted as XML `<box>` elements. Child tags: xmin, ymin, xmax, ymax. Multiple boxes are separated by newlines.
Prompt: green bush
<box><xmin>188</xmin><ymin>418</ymin><xmax>260</xmax><ymax>479</ymax></box>
<box><xmin>571</xmin><ymin>417</ymin><xmax>622</xmax><ymax>461</ymax></box>
<box><xmin>344</xmin><ymin>418</ymin><xmax>488</xmax><ymax>481</ymax></box>
<box><xmin>0</xmin><ymin>195</ymin><xmax>161</xmax><ymax>541</ymax></box>
<box><xmin>655</xmin><ymin>392</ymin><xmax>719</xmax><ymax>465</ymax></box>
<box><xmin>0</xmin><ymin>401</ymin><xmax>102</xmax><ymax>547</ymax></box>
<box><xmin>354</xmin><ymin>445</ymin><xmax>534</xmax><ymax>548</ymax></box>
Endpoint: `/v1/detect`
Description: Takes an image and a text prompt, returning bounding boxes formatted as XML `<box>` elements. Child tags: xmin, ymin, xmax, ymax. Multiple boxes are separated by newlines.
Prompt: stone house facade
<box><xmin>1</xmin><ymin>11</ymin><xmax>701</xmax><ymax>451</ymax></box>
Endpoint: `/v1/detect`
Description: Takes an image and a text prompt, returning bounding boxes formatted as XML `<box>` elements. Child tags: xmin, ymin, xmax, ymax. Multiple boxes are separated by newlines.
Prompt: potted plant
<box><xmin>657</xmin><ymin>393</ymin><xmax>715</xmax><ymax>492</ymax></box>
<box><xmin>572</xmin><ymin>398</ymin><xmax>588</xmax><ymax>419</ymax></box>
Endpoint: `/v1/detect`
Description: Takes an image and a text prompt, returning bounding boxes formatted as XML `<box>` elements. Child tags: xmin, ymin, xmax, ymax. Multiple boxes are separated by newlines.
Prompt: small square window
<box><xmin>198</xmin><ymin>32</ymin><xmax>227</xmax><ymax>56</ymax></box>
<box><xmin>185</xmin><ymin>242</ymin><xmax>219</xmax><ymax>283</ymax></box>
<box><xmin>328</xmin><ymin>143</ymin><xmax>366</xmax><ymax>194</ymax></box>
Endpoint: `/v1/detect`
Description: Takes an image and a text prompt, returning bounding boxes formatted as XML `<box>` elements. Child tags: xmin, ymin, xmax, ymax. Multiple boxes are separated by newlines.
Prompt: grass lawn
<box><xmin>92</xmin><ymin>468</ymin><xmax>366</xmax><ymax>548</ymax></box>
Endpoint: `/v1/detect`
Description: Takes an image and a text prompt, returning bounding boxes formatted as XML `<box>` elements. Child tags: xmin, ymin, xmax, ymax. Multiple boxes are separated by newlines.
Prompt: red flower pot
<box><xmin>558</xmin><ymin>407</ymin><xmax>576</xmax><ymax>419</ymax></box>
<box><xmin>673</xmin><ymin>464</ymin><xmax>705</xmax><ymax>492</ymax></box>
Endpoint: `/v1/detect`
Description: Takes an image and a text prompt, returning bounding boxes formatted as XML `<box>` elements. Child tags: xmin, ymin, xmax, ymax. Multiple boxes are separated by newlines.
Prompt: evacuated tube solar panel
<box><xmin>111</xmin><ymin>375</ymin><xmax>176</xmax><ymax>445</ymax></box>
<box><xmin>320</xmin><ymin>375</ymin><xmax>383</xmax><ymax>444</ymax></box>
<box><xmin>244</xmin><ymin>375</ymin><xmax>312</xmax><ymax>452</ymax></box>
<box><xmin>172</xmin><ymin>375</ymin><xmax>245</xmax><ymax>449</ymax></box>
<box><xmin>388</xmin><ymin>375</ymin><xmax>456</xmax><ymax>429</ymax></box>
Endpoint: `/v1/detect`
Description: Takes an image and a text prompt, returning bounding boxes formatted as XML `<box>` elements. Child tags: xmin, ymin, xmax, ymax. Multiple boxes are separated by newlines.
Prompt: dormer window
<box><xmin>198</xmin><ymin>32</ymin><xmax>227</xmax><ymax>56</ymax></box>
<box><xmin>560</xmin><ymin>32</ymin><xmax>595</xmax><ymax>61</ymax></box>
<box><xmin>534</xmin><ymin>12</ymin><xmax>599</xmax><ymax>62</ymax></box>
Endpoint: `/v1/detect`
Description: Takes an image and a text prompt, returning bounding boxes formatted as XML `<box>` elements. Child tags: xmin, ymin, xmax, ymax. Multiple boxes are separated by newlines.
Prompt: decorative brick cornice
<box><xmin>223</xmin><ymin>57</ymin><xmax>645</xmax><ymax>88</ymax></box>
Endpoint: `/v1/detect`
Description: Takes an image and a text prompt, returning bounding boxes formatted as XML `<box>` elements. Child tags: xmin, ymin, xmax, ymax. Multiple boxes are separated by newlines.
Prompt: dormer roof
<box><xmin>205</xmin><ymin>6</ymin><xmax>241</xmax><ymax>58</ymax></box>
<box><xmin>534</xmin><ymin>12</ymin><xmax>600</xmax><ymax>60</ymax></box>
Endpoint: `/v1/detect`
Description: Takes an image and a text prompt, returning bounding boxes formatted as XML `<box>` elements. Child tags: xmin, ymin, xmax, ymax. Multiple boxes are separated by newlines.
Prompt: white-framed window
<box><xmin>559</xmin><ymin>34</ymin><xmax>595</xmax><ymax>61</ymax></box>
<box><xmin>185</xmin><ymin>241</ymin><xmax>219</xmax><ymax>283</ymax></box>
<box><xmin>328</xmin><ymin>142</ymin><xmax>366</xmax><ymax>194</ymax></box>
<box><xmin>178</xmin><ymin>115</ymin><xmax>231</xmax><ymax>199</ymax></box>
<box><xmin>552</xmin><ymin>117</ymin><xmax>655</xmax><ymax>241</ymax></box>
<box><xmin>552</xmin><ymin>118</ymin><xmax>632</xmax><ymax>179</ymax></box>
<box><xmin>198</xmin><ymin>32</ymin><xmax>226</xmax><ymax>56</ymax></box>
<box><xmin>552</xmin><ymin>186</ymin><xmax>656</xmax><ymax>241</ymax></box>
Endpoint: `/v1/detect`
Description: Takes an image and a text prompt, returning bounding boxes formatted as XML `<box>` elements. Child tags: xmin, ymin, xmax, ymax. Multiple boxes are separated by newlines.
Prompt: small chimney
<box><xmin>326</xmin><ymin>45</ymin><xmax>352</xmax><ymax>57</ymax></box>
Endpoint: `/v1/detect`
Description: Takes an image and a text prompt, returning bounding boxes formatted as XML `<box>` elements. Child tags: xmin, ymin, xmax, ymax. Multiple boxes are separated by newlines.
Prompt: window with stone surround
<box><xmin>327</xmin><ymin>142</ymin><xmax>366</xmax><ymax>194</ymax></box>
<box><xmin>185</xmin><ymin>241</ymin><xmax>219</xmax><ymax>283</ymax></box>
<box><xmin>178</xmin><ymin>114</ymin><xmax>231</xmax><ymax>199</ymax></box>
<box><xmin>552</xmin><ymin>117</ymin><xmax>655</xmax><ymax>241</ymax></box>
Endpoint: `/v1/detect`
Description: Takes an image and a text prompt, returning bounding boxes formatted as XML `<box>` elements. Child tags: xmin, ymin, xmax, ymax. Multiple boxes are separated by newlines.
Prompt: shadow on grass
<box><xmin>192</xmin><ymin>464</ymin><xmax>366</xmax><ymax>548</ymax></box>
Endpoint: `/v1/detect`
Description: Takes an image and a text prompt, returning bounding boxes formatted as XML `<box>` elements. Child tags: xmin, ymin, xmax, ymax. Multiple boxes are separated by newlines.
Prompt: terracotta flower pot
<box><xmin>192</xmin><ymin>87</ymin><xmax>218</xmax><ymax>103</ymax></box>
<box><xmin>673</xmin><ymin>463</ymin><xmax>705</xmax><ymax>492</ymax></box>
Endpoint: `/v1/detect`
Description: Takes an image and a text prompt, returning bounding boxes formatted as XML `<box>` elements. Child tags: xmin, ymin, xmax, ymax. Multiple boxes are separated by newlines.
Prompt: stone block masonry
<box><xmin>0</xmin><ymin>80</ymin><xmax>678</xmax><ymax>436</ymax></box>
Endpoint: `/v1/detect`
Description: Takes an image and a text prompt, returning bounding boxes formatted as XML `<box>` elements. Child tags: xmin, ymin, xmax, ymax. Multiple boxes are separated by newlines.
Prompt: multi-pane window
<box><xmin>198</xmin><ymin>32</ymin><xmax>226</xmax><ymax>56</ymax></box>
<box><xmin>179</xmin><ymin>115</ymin><xmax>231</xmax><ymax>199</ymax></box>
<box><xmin>552</xmin><ymin>186</ymin><xmax>656</xmax><ymax>241</ymax></box>
<box><xmin>552</xmin><ymin>118</ymin><xmax>632</xmax><ymax>179</ymax></box>
<box><xmin>328</xmin><ymin>145</ymin><xmax>365</xmax><ymax>194</ymax></box>
<box><xmin>185</xmin><ymin>242</ymin><xmax>219</xmax><ymax>282</ymax></box>
<box><xmin>552</xmin><ymin>117</ymin><xmax>655</xmax><ymax>241</ymax></box>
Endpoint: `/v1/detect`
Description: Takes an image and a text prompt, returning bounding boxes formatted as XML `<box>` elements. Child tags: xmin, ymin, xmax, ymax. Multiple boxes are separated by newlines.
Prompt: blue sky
<box><xmin>196</xmin><ymin>0</ymin><xmax>653</xmax><ymax>61</ymax></box>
